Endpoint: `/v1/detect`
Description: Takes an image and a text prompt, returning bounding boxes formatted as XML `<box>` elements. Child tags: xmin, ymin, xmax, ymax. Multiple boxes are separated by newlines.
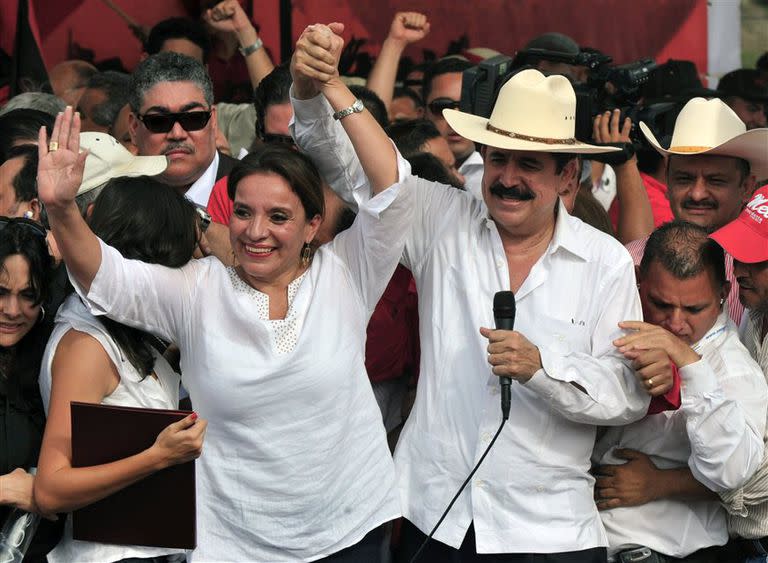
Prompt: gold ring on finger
<box><xmin>48</xmin><ymin>141</ymin><xmax>59</xmax><ymax>151</ymax></box>
<box><xmin>647</xmin><ymin>377</ymin><xmax>654</xmax><ymax>387</ymax></box>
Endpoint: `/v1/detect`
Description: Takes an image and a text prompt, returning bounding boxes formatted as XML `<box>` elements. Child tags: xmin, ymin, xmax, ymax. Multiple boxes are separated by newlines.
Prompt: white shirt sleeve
<box><xmin>328</xmin><ymin>157</ymin><xmax>414</xmax><ymax>315</ymax></box>
<box><xmin>679</xmin><ymin>356</ymin><xmax>767</xmax><ymax>492</ymax></box>
<box><xmin>525</xmin><ymin>258</ymin><xmax>650</xmax><ymax>425</ymax></box>
<box><xmin>290</xmin><ymin>91</ymin><xmax>368</xmax><ymax>211</ymax></box>
<box><xmin>70</xmin><ymin>239</ymin><xmax>202</xmax><ymax>343</ymax></box>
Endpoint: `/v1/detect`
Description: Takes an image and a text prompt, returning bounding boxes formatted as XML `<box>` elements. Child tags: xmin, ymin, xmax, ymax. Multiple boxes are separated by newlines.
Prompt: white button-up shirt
<box><xmin>291</xmin><ymin>93</ymin><xmax>650</xmax><ymax>554</ymax></box>
<box><xmin>594</xmin><ymin>311</ymin><xmax>767</xmax><ymax>559</ymax></box>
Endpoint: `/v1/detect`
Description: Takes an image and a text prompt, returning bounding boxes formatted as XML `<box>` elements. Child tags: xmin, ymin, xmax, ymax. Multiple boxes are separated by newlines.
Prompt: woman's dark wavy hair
<box><xmin>0</xmin><ymin>220</ymin><xmax>54</xmax><ymax>402</ymax></box>
<box><xmin>87</xmin><ymin>177</ymin><xmax>198</xmax><ymax>377</ymax></box>
<box><xmin>227</xmin><ymin>145</ymin><xmax>325</xmax><ymax>219</ymax></box>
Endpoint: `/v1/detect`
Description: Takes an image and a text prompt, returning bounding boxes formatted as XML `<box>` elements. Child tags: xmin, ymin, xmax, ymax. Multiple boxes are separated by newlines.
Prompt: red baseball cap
<box><xmin>710</xmin><ymin>185</ymin><xmax>768</xmax><ymax>263</ymax></box>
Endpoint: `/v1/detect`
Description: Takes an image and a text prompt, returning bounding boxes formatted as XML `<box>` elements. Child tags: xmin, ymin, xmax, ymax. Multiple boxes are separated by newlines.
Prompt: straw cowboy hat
<box><xmin>443</xmin><ymin>68</ymin><xmax>618</xmax><ymax>154</ymax></box>
<box><xmin>640</xmin><ymin>97</ymin><xmax>768</xmax><ymax>179</ymax></box>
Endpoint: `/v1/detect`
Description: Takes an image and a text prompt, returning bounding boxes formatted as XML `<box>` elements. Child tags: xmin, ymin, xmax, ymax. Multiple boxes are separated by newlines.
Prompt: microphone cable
<box><xmin>408</xmin><ymin>418</ymin><xmax>507</xmax><ymax>563</ymax></box>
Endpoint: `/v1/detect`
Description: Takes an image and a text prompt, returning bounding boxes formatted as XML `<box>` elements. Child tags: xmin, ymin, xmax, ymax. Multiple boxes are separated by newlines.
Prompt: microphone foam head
<box><xmin>493</xmin><ymin>290</ymin><xmax>516</xmax><ymax>318</ymax></box>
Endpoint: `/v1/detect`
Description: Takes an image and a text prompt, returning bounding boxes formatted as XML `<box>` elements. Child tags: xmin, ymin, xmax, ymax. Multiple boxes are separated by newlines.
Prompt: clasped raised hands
<box><xmin>36</xmin><ymin>106</ymin><xmax>88</xmax><ymax>212</ymax></box>
<box><xmin>291</xmin><ymin>22</ymin><xmax>345</xmax><ymax>98</ymax></box>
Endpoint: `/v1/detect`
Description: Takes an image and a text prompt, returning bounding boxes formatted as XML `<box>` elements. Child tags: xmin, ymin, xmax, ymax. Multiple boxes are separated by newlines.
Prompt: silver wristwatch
<box><xmin>332</xmin><ymin>98</ymin><xmax>364</xmax><ymax>120</ymax></box>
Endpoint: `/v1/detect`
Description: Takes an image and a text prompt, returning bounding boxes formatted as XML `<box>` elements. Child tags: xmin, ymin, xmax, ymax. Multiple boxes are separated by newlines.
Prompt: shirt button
<box><xmin>474</xmin><ymin>479</ymin><xmax>485</xmax><ymax>488</ymax></box>
<box><xmin>536</xmin><ymin>485</ymin><xmax>544</xmax><ymax>492</ymax></box>
<box><xmin>495</xmin><ymin>259</ymin><xmax>504</xmax><ymax>269</ymax></box>
<box><xmin>481</xmin><ymin>432</ymin><xmax>491</xmax><ymax>442</ymax></box>
<box><xmin>490</xmin><ymin>387</ymin><xmax>499</xmax><ymax>395</ymax></box>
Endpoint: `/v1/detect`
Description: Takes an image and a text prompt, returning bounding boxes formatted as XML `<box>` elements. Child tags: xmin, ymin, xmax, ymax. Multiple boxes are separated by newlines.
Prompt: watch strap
<box><xmin>333</xmin><ymin>98</ymin><xmax>364</xmax><ymax>120</ymax></box>
<box><xmin>239</xmin><ymin>38</ymin><xmax>263</xmax><ymax>57</ymax></box>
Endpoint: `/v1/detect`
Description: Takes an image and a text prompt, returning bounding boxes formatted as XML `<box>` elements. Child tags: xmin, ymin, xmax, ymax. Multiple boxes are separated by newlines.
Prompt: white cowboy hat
<box><xmin>443</xmin><ymin>68</ymin><xmax>618</xmax><ymax>154</ymax></box>
<box><xmin>78</xmin><ymin>132</ymin><xmax>168</xmax><ymax>196</ymax></box>
<box><xmin>640</xmin><ymin>97</ymin><xmax>768</xmax><ymax>179</ymax></box>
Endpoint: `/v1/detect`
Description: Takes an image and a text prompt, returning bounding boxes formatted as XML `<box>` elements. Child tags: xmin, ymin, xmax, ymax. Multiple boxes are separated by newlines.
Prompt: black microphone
<box><xmin>493</xmin><ymin>291</ymin><xmax>516</xmax><ymax>421</ymax></box>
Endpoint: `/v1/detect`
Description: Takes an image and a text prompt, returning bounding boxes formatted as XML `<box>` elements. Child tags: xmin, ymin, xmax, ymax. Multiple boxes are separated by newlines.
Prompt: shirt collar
<box><xmin>691</xmin><ymin>309</ymin><xmax>730</xmax><ymax>353</ymax></box>
<box><xmin>184</xmin><ymin>151</ymin><xmax>219</xmax><ymax>207</ymax></box>
<box><xmin>458</xmin><ymin>150</ymin><xmax>483</xmax><ymax>173</ymax></box>
<box><xmin>483</xmin><ymin>199</ymin><xmax>589</xmax><ymax>261</ymax></box>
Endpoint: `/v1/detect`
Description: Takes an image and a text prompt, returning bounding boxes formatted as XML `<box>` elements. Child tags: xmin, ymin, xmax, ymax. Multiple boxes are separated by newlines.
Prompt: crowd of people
<box><xmin>1</xmin><ymin>2</ymin><xmax>768</xmax><ymax>562</ymax></box>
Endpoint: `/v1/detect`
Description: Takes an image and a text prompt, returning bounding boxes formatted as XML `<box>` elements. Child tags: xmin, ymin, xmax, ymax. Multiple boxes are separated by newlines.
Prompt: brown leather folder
<box><xmin>70</xmin><ymin>401</ymin><xmax>196</xmax><ymax>549</ymax></box>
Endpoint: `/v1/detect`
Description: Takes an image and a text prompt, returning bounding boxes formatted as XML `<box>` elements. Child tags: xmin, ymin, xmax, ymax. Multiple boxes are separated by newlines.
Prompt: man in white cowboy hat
<box><xmin>709</xmin><ymin>190</ymin><xmax>768</xmax><ymax>561</ymax></box>
<box><xmin>291</xmin><ymin>24</ymin><xmax>649</xmax><ymax>562</ymax></box>
<box><xmin>626</xmin><ymin>97</ymin><xmax>768</xmax><ymax>326</ymax></box>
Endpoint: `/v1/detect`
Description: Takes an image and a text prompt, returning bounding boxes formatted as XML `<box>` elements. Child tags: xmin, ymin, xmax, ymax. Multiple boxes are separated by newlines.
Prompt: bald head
<box><xmin>49</xmin><ymin>60</ymin><xmax>97</xmax><ymax>107</ymax></box>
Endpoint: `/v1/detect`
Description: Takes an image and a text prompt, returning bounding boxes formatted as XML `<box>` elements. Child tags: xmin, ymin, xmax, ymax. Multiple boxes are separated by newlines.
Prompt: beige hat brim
<box><xmin>640</xmin><ymin>121</ymin><xmax>768</xmax><ymax>179</ymax></box>
<box><xmin>77</xmin><ymin>154</ymin><xmax>168</xmax><ymax>196</ymax></box>
<box><xmin>443</xmin><ymin>109</ymin><xmax>621</xmax><ymax>154</ymax></box>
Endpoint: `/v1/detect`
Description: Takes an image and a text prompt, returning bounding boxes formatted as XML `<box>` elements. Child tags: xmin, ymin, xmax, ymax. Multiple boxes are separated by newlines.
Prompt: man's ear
<box><xmin>721</xmin><ymin>280</ymin><xmax>732</xmax><ymax>306</ymax></box>
<box><xmin>28</xmin><ymin>198</ymin><xmax>41</xmax><ymax>221</ymax></box>
<box><xmin>556</xmin><ymin>157</ymin><xmax>579</xmax><ymax>199</ymax></box>
<box><xmin>742</xmin><ymin>174</ymin><xmax>757</xmax><ymax>206</ymax></box>
<box><xmin>128</xmin><ymin>111</ymin><xmax>139</xmax><ymax>146</ymax></box>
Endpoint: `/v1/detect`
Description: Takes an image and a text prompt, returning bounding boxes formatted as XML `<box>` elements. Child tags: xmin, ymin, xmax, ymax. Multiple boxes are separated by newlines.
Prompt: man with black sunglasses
<box><xmin>422</xmin><ymin>58</ymin><xmax>484</xmax><ymax>199</ymax></box>
<box><xmin>128</xmin><ymin>52</ymin><xmax>237</xmax><ymax>210</ymax></box>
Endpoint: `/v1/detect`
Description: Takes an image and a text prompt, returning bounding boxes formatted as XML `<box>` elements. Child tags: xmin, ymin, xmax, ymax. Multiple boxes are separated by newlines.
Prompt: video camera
<box><xmin>459</xmin><ymin>48</ymin><xmax>679</xmax><ymax>153</ymax></box>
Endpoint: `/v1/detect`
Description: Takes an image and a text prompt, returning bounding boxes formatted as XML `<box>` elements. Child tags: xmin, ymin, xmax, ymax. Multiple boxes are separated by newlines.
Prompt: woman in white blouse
<box><xmin>34</xmin><ymin>25</ymin><xmax>412</xmax><ymax>562</ymax></box>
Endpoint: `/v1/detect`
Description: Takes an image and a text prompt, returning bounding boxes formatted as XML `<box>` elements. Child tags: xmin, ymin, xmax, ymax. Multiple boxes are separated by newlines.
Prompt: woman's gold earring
<box><xmin>301</xmin><ymin>243</ymin><xmax>312</xmax><ymax>267</ymax></box>
<box><xmin>231</xmin><ymin>249</ymin><xmax>239</xmax><ymax>267</ymax></box>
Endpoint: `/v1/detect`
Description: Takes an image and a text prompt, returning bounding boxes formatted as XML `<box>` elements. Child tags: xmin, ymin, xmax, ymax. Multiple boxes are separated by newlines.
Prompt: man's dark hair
<box><xmin>254</xmin><ymin>63</ymin><xmax>292</xmax><ymax>139</ymax></box>
<box><xmin>392</xmin><ymin>86</ymin><xmax>424</xmax><ymax>108</ymax></box>
<box><xmin>5</xmin><ymin>144</ymin><xmax>38</xmax><ymax>203</ymax></box>
<box><xmin>758</xmin><ymin>52</ymin><xmax>768</xmax><ymax>72</ymax></box>
<box><xmin>83</xmin><ymin>71</ymin><xmax>131</xmax><ymax>128</ymax></box>
<box><xmin>408</xmin><ymin>152</ymin><xmax>464</xmax><ymax>189</ymax></box>
<box><xmin>145</xmin><ymin>17</ymin><xmax>212</xmax><ymax>62</ymax></box>
<box><xmin>422</xmin><ymin>58</ymin><xmax>473</xmax><ymax>102</ymax></box>
<box><xmin>0</xmin><ymin>109</ymin><xmax>54</xmax><ymax>162</ymax></box>
<box><xmin>552</xmin><ymin>153</ymin><xmax>577</xmax><ymax>175</ymax></box>
<box><xmin>349</xmin><ymin>85</ymin><xmax>389</xmax><ymax>128</ymax></box>
<box><xmin>129</xmin><ymin>52</ymin><xmax>214</xmax><ymax>112</ymax></box>
<box><xmin>640</xmin><ymin>220</ymin><xmax>726</xmax><ymax>290</ymax></box>
<box><xmin>385</xmin><ymin>119</ymin><xmax>441</xmax><ymax>158</ymax></box>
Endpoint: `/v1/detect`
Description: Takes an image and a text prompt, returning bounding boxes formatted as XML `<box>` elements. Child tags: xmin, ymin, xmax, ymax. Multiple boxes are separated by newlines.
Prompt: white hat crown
<box><xmin>668</xmin><ymin>98</ymin><xmax>746</xmax><ymax>151</ymax></box>
<box><xmin>488</xmin><ymin>69</ymin><xmax>577</xmax><ymax>141</ymax></box>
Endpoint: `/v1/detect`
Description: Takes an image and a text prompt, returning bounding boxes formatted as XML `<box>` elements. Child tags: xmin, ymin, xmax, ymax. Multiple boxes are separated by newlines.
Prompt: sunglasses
<box><xmin>0</xmin><ymin>216</ymin><xmax>47</xmax><ymax>238</ymax></box>
<box><xmin>138</xmin><ymin>110</ymin><xmax>212</xmax><ymax>134</ymax></box>
<box><xmin>428</xmin><ymin>98</ymin><xmax>461</xmax><ymax>116</ymax></box>
<box><xmin>261</xmin><ymin>133</ymin><xmax>296</xmax><ymax>146</ymax></box>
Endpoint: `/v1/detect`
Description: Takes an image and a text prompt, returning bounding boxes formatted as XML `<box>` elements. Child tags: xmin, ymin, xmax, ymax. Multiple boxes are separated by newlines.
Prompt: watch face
<box><xmin>354</xmin><ymin>99</ymin><xmax>364</xmax><ymax>112</ymax></box>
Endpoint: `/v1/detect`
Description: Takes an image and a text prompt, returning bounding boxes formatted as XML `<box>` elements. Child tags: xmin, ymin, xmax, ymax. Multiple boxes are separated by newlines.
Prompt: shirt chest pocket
<box><xmin>533</xmin><ymin>316</ymin><xmax>592</xmax><ymax>357</ymax></box>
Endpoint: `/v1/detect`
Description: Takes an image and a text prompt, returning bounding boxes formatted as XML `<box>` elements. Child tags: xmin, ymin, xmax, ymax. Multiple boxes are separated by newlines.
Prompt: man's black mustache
<box><xmin>489</xmin><ymin>183</ymin><xmax>535</xmax><ymax>200</ymax></box>
<box><xmin>681</xmin><ymin>198</ymin><xmax>717</xmax><ymax>209</ymax></box>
